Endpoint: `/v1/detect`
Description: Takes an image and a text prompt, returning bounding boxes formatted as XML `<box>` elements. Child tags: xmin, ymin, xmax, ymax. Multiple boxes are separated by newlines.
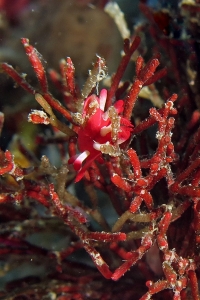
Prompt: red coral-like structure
<box><xmin>0</xmin><ymin>34</ymin><xmax>200</xmax><ymax>299</ymax></box>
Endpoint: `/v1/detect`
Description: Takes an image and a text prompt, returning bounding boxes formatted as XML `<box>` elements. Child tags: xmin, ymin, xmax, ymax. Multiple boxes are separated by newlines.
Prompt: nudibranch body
<box><xmin>68</xmin><ymin>89</ymin><xmax>133</xmax><ymax>182</ymax></box>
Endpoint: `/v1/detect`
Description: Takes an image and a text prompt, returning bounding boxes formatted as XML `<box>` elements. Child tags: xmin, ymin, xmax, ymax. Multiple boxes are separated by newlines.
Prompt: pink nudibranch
<box><xmin>68</xmin><ymin>89</ymin><xmax>133</xmax><ymax>182</ymax></box>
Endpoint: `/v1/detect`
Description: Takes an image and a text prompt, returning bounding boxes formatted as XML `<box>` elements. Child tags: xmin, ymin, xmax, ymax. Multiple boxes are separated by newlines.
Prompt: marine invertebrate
<box><xmin>68</xmin><ymin>88</ymin><xmax>133</xmax><ymax>182</ymax></box>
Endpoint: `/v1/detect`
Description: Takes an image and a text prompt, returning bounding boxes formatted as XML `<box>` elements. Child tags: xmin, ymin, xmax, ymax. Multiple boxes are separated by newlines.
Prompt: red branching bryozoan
<box><xmin>0</xmin><ymin>32</ymin><xmax>200</xmax><ymax>300</ymax></box>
